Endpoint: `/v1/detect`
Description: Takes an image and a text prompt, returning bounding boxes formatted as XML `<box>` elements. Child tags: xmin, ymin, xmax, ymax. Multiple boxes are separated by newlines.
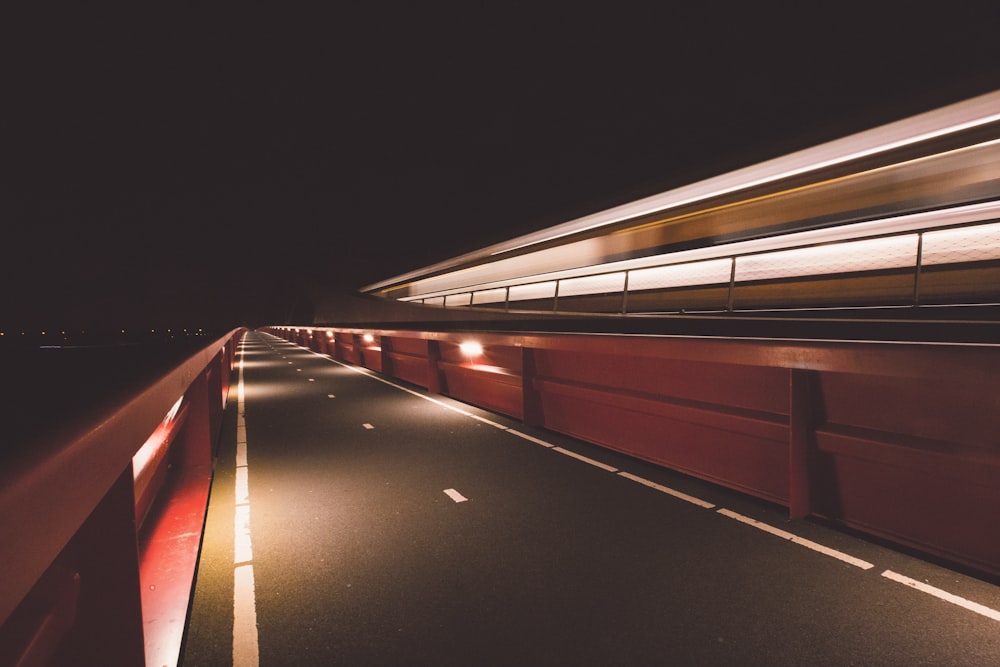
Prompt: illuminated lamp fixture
<box><xmin>363</xmin><ymin>333</ymin><xmax>375</xmax><ymax>343</ymax></box>
<box><xmin>327</xmin><ymin>331</ymin><xmax>335</xmax><ymax>338</ymax></box>
<box><xmin>459</xmin><ymin>341</ymin><xmax>483</xmax><ymax>357</ymax></box>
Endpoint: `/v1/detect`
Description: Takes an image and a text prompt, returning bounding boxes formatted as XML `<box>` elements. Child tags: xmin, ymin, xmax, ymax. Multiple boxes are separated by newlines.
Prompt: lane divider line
<box><xmin>444</xmin><ymin>488</ymin><xmax>469</xmax><ymax>503</ymax></box>
<box><xmin>881</xmin><ymin>570</ymin><xmax>1000</xmax><ymax>622</ymax></box>
<box><xmin>552</xmin><ymin>446</ymin><xmax>619</xmax><ymax>472</ymax></box>
<box><xmin>617</xmin><ymin>471</ymin><xmax>716</xmax><ymax>508</ymax></box>
<box><xmin>507</xmin><ymin>429</ymin><xmax>556</xmax><ymax>448</ymax></box>
<box><xmin>363</xmin><ymin>423</ymin><xmax>375</xmax><ymax>430</ymax></box>
<box><xmin>290</xmin><ymin>339</ymin><xmax>1000</xmax><ymax>616</ymax></box>
<box><xmin>468</xmin><ymin>415</ymin><xmax>509</xmax><ymax>429</ymax></box>
<box><xmin>233</xmin><ymin>337</ymin><xmax>260</xmax><ymax>667</ymax></box>
<box><xmin>717</xmin><ymin>508</ymin><xmax>874</xmax><ymax>570</ymax></box>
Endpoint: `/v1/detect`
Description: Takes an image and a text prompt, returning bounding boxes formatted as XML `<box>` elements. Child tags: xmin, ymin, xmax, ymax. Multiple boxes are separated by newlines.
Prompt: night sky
<box><xmin>3</xmin><ymin>6</ymin><xmax>999</xmax><ymax>332</ymax></box>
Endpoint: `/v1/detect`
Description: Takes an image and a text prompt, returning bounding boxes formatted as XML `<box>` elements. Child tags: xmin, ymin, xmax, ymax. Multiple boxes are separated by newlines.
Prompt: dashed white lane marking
<box><xmin>233</xmin><ymin>337</ymin><xmax>259</xmax><ymax>667</ymax></box>
<box><xmin>507</xmin><ymin>429</ymin><xmax>555</xmax><ymax>448</ymax></box>
<box><xmin>294</xmin><ymin>341</ymin><xmax>999</xmax><ymax>613</ymax></box>
<box><xmin>444</xmin><ymin>488</ymin><xmax>468</xmax><ymax>503</ymax></box>
<box><xmin>469</xmin><ymin>414</ymin><xmax>508</xmax><ymax>429</ymax></box>
<box><xmin>327</xmin><ymin>394</ymin><xmax>336</xmax><ymax>399</ymax></box>
<box><xmin>234</xmin><ymin>504</ymin><xmax>253</xmax><ymax>564</ymax></box>
<box><xmin>235</xmin><ymin>467</ymin><xmax>249</xmax><ymax>505</ymax></box>
<box><xmin>717</xmin><ymin>508</ymin><xmax>874</xmax><ymax>570</ymax></box>
<box><xmin>552</xmin><ymin>446</ymin><xmax>619</xmax><ymax>472</ymax></box>
<box><xmin>308</xmin><ymin>378</ymin><xmax>315</xmax><ymax>382</ymax></box>
<box><xmin>617</xmin><ymin>471</ymin><xmax>716</xmax><ymax>508</ymax></box>
<box><xmin>881</xmin><ymin>570</ymin><xmax>1000</xmax><ymax>622</ymax></box>
<box><xmin>363</xmin><ymin>423</ymin><xmax>375</xmax><ymax>430</ymax></box>
<box><xmin>233</xmin><ymin>565</ymin><xmax>259</xmax><ymax>666</ymax></box>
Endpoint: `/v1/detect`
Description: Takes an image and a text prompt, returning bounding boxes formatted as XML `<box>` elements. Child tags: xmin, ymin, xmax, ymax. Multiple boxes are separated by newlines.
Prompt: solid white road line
<box><xmin>233</xmin><ymin>338</ymin><xmax>259</xmax><ymax>667</ymax></box>
<box><xmin>469</xmin><ymin>414</ymin><xmax>508</xmax><ymax>429</ymax></box>
<box><xmin>363</xmin><ymin>423</ymin><xmax>375</xmax><ymax>430</ymax></box>
<box><xmin>617</xmin><ymin>471</ymin><xmax>716</xmax><ymax>508</ymax></box>
<box><xmin>881</xmin><ymin>570</ymin><xmax>1000</xmax><ymax>622</ymax></box>
<box><xmin>235</xmin><ymin>467</ymin><xmax>249</xmax><ymax>506</ymax></box>
<box><xmin>717</xmin><ymin>508</ymin><xmax>874</xmax><ymax>570</ymax></box>
<box><xmin>444</xmin><ymin>488</ymin><xmax>469</xmax><ymax>503</ymax></box>
<box><xmin>506</xmin><ymin>429</ymin><xmax>556</xmax><ymax>448</ymax></box>
<box><xmin>233</xmin><ymin>565</ymin><xmax>259</xmax><ymax>666</ymax></box>
<box><xmin>234</xmin><ymin>504</ymin><xmax>253</xmax><ymax>565</ymax></box>
<box><xmin>552</xmin><ymin>446</ymin><xmax>619</xmax><ymax>472</ymax></box>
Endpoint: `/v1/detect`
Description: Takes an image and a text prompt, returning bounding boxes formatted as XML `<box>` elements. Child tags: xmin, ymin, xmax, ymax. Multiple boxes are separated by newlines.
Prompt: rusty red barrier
<box><xmin>0</xmin><ymin>329</ymin><xmax>244</xmax><ymax>666</ymax></box>
<box><xmin>268</xmin><ymin>325</ymin><xmax>1000</xmax><ymax>579</ymax></box>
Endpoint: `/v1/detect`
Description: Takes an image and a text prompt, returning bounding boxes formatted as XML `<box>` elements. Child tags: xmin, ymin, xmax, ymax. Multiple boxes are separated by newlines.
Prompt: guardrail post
<box><xmin>522</xmin><ymin>347</ymin><xmax>544</xmax><ymax>427</ymax></box>
<box><xmin>381</xmin><ymin>336</ymin><xmax>394</xmax><ymax>378</ymax></box>
<box><xmin>67</xmin><ymin>465</ymin><xmax>147</xmax><ymax>665</ymax></box>
<box><xmin>426</xmin><ymin>340</ymin><xmax>445</xmax><ymax>394</ymax></box>
<box><xmin>912</xmin><ymin>232</ymin><xmax>924</xmax><ymax>306</ymax></box>
<box><xmin>789</xmin><ymin>369</ymin><xmax>820</xmax><ymax>519</ymax></box>
<box><xmin>621</xmin><ymin>271</ymin><xmax>630</xmax><ymax>315</ymax></box>
<box><xmin>177</xmin><ymin>368</ymin><xmax>213</xmax><ymax>469</ymax></box>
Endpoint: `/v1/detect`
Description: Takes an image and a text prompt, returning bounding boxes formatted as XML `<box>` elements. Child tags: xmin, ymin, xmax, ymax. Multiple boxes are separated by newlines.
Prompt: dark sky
<box><xmin>2</xmin><ymin>5</ymin><xmax>999</xmax><ymax>331</ymax></box>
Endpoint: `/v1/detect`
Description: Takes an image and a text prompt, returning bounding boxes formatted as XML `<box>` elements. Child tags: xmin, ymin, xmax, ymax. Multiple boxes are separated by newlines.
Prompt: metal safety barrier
<box><xmin>0</xmin><ymin>329</ymin><xmax>244</xmax><ymax>667</ymax></box>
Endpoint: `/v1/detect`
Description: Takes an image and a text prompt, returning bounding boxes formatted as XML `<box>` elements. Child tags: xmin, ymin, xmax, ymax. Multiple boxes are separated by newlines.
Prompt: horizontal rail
<box><xmin>0</xmin><ymin>328</ymin><xmax>244</xmax><ymax>666</ymax></box>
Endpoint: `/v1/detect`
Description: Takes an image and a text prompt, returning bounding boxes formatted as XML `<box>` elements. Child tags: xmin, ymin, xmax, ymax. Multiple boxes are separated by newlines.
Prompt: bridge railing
<box><xmin>400</xmin><ymin>203</ymin><xmax>1000</xmax><ymax>315</ymax></box>
<box><xmin>0</xmin><ymin>328</ymin><xmax>244</xmax><ymax>667</ymax></box>
<box><xmin>270</xmin><ymin>325</ymin><xmax>1000</xmax><ymax>581</ymax></box>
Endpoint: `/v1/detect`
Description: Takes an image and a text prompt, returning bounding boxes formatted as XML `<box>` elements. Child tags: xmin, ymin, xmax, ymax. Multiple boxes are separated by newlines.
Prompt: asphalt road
<box><xmin>182</xmin><ymin>331</ymin><xmax>1000</xmax><ymax>666</ymax></box>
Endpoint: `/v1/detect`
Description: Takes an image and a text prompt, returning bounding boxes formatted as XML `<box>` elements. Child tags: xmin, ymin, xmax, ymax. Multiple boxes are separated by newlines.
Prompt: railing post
<box><xmin>426</xmin><ymin>340</ymin><xmax>445</xmax><ymax>394</ymax></box>
<box><xmin>522</xmin><ymin>347</ymin><xmax>544</xmax><ymax>427</ymax></box>
<box><xmin>177</xmin><ymin>366</ymin><xmax>214</xmax><ymax>469</ymax></box>
<box><xmin>621</xmin><ymin>271</ymin><xmax>630</xmax><ymax>315</ymax></box>
<box><xmin>789</xmin><ymin>369</ymin><xmax>819</xmax><ymax>519</ymax></box>
<box><xmin>381</xmin><ymin>336</ymin><xmax>394</xmax><ymax>378</ymax></box>
<box><xmin>727</xmin><ymin>257</ymin><xmax>737</xmax><ymax>312</ymax></box>
<box><xmin>69</xmin><ymin>465</ymin><xmax>147</xmax><ymax>665</ymax></box>
<box><xmin>912</xmin><ymin>232</ymin><xmax>924</xmax><ymax>307</ymax></box>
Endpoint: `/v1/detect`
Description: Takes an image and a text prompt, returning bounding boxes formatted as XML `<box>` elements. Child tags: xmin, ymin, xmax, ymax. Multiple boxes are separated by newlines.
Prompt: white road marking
<box><xmin>308</xmin><ymin>378</ymin><xmax>315</xmax><ymax>382</ymax></box>
<box><xmin>717</xmin><ymin>508</ymin><xmax>874</xmax><ymax>570</ymax></box>
<box><xmin>552</xmin><ymin>446</ymin><xmax>618</xmax><ymax>472</ymax></box>
<box><xmin>444</xmin><ymin>488</ymin><xmax>468</xmax><ymax>503</ymax></box>
<box><xmin>235</xmin><ymin>467</ymin><xmax>249</xmax><ymax>505</ymax></box>
<box><xmin>327</xmin><ymin>394</ymin><xmax>336</xmax><ymax>398</ymax></box>
<box><xmin>469</xmin><ymin>415</ymin><xmax>508</xmax><ymax>429</ymax></box>
<box><xmin>506</xmin><ymin>429</ymin><xmax>556</xmax><ymax>448</ymax></box>
<box><xmin>233</xmin><ymin>336</ymin><xmax>259</xmax><ymax>667</ymax></box>
<box><xmin>881</xmin><ymin>570</ymin><xmax>1000</xmax><ymax>622</ymax></box>
<box><xmin>233</xmin><ymin>564</ymin><xmax>259</xmax><ymax>666</ymax></box>
<box><xmin>302</xmin><ymin>344</ymin><xmax>903</xmax><ymax>589</ymax></box>
<box><xmin>617</xmin><ymin>471</ymin><xmax>715</xmax><ymax>508</ymax></box>
<box><xmin>363</xmin><ymin>423</ymin><xmax>375</xmax><ymax>429</ymax></box>
<box><xmin>234</xmin><ymin>504</ymin><xmax>253</xmax><ymax>564</ymax></box>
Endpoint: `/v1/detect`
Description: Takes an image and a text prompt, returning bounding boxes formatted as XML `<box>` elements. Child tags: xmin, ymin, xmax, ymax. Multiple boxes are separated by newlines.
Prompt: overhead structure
<box><xmin>362</xmin><ymin>90</ymin><xmax>1000</xmax><ymax>315</ymax></box>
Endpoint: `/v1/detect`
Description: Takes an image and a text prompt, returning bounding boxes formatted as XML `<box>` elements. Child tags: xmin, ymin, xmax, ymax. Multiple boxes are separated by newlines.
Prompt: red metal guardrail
<box><xmin>0</xmin><ymin>329</ymin><xmax>244</xmax><ymax>667</ymax></box>
<box><xmin>270</xmin><ymin>325</ymin><xmax>1000</xmax><ymax>581</ymax></box>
